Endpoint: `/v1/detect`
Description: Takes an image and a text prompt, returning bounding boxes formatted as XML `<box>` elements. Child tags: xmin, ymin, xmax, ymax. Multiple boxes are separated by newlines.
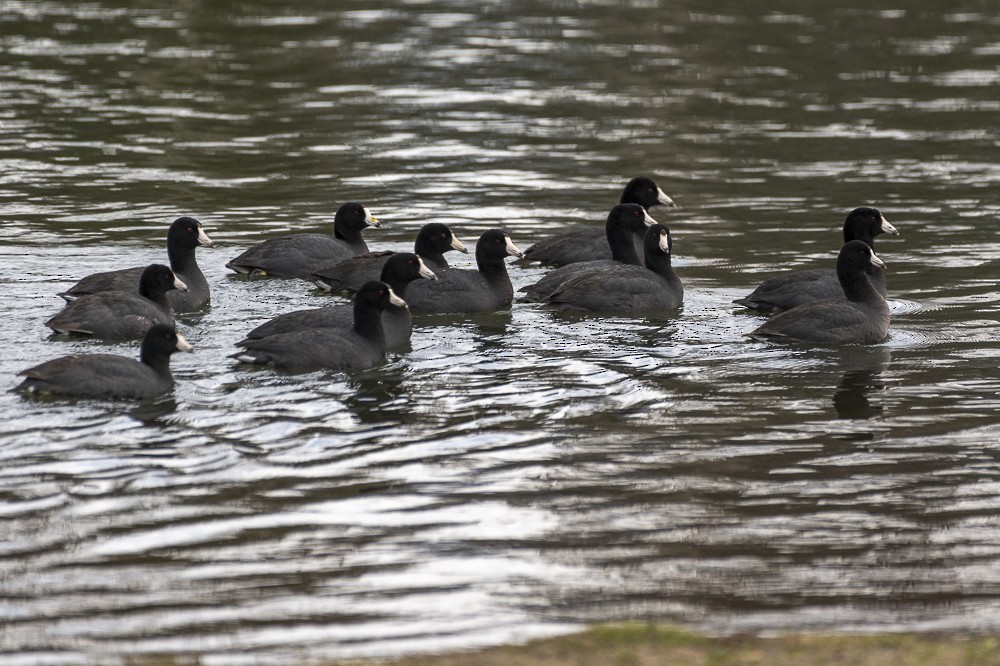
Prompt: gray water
<box><xmin>2</xmin><ymin>1</ymin><xmax>1000</xmax><ymax>663</ymax></box>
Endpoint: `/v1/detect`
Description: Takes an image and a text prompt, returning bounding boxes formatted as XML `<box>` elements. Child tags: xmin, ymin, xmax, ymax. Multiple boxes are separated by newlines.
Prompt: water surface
<box><xmin>2</xmin><ymin>1</ymin><xmax>1000</xmax><ymax>664</ymax></box>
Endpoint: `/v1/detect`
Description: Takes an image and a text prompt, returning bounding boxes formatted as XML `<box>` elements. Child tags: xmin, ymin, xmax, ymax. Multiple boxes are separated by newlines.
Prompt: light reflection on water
<box><xmin>2</xmin><ymin>0</ymin><xmax>1000</xmax><ymax>663</ymax></box>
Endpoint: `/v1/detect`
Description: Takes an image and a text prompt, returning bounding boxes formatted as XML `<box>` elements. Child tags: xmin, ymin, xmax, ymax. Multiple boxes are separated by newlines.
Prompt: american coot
<box><xmin>522</xmin><ymin>176</ymin><xmax>675</xmax><ymax>266</ymax></box>
<box><xmin>545</xmin><ymin>224</ymin><xmax>684</xmax><ymax>312</ymax></box>
<box><xmin>734</xmin><ymin>207</ymin><xmax>898</xmax><ymax>312</ymax></box>
<box><xmin>14</xmin><ymin>324</ymin><xmax>193</xmax><ymax>400</ymax></box>
<box><xmin>46</xmin><ymin>264</ymin><xmax>186</xmax><ymax>340</ymax></box>
<box><xmin>520</xmin><ymin>203</ymin><xmax>655</xmax><ymax>302</ymax></box>
<box><xmin>226</xmin><ymin>202</ymin><xmax>381</xmax><ymax>279</ymax></box>
<box><xmin>311</xmin><ymin>222</ymin><xmax>467</xmax><ymax>294</ymax></box>
<box><xmin>57</xmin><ymin>217</ymin><xmax>215</xmax><ymax>313</ymax></box>
<box><xmin>404</xmin><ymin>229</ymin><xmax>523</xmax><ymax>314</ymax></box>
<box><xmin>749</xmin><ymin>240</ymin><xmax>890</xmax><ymax>345</ymax></box>
<box><xmin>232</xmin><ymin>281</ymin><xmax>405</xmax><ymax>370</ymax></box>
<box><xmin>240</xmin><ymin>253</ymin><xmax>436</xmax><ymax>349</ymax></box>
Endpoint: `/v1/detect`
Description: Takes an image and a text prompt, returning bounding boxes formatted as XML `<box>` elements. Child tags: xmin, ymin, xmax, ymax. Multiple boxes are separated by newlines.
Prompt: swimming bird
<box><xmin>748</xmin><ymin>240</ymin><xmax>890</xmax><ymax>345</ymax></box>
<box><xmin>46</xmin><ymin>264</ymin><xmax>186</xmax><ymax>341</ymax></box>
<box><xmin>520</xmin><ymin>203</ymin><xmax>655</xmax><ymax>302</ymax></box>
<box><xmin>240</xmin><ymin>253</ymin><xmax>436</xmax><ymax>349</ymax></box>
<box><xmin>57</xmin><ymin>216</ymin><xmax>215</xmax><ymax>313</ymax></box>
<box><xmin>544</xmin><ymin>223</ymin><xmax>683</xmax><ymax>312</ymax></box>
<box><xmin>521</xmin><ymin>176</ymin><xmax>675</xmax><ymax>266</ymax></box>
<box><xmin>311</xmin><ymin>222</ymin><xmax>466</xmax><ymax>294</ymax></box>
<box><xmin>231</xmin><ymin>281</ymin><xmax>405</xmax><ymax>370</ymax></box>
<box><xmin>226</xmin><ymin>202</ymin><xmax>381</xmax><ymax>279</ymax></box>
<box><xmin>404</xmin><ymin>229</ymin><xmax>523</xmax><ymax>313</ymax></box>
<box><xmin>14</xmin><ymin>324</ymin><xmax>193</xmax><ymax>400</ymax></box>
<box><xmin>734</xmin><ymin>207</ymin><xmax>898</xmax><ymax>312</ymax></box>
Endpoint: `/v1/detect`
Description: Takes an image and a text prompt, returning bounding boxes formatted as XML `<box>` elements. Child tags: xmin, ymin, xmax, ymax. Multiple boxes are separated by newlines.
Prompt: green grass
<box><xmin>336</xmin><ymin>624</ymin><xmax>1000</xmax><ymax>666</ymax></box>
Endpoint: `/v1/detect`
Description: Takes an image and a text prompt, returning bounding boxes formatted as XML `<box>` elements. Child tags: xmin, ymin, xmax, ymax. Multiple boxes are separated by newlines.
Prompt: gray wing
<box><xmin>750</xmin><ymin>300</ymin><xmax>887</xmax><ymax>344</ymax></box>
<box><xmin>522</xmin><ymin>227</ymin><xmax>610</xmax><ymax>267</ymax></box>
<box><xmin>19</xmin><ymin>354</ymin><xmax>165</xmax><ymax>398</ymax></box>
<box><xmin>227</xmin><ymin>234</ymin><xmax>360</xmax><ymax>279</ymax></box>
<box><xmin>548</xmin><ymin>266</ymin><xmax>683</xmax><ymax>312</ymax></box>
<box><xmin>59</xmin><ymin>266</ymin><xmax>143</xmax><ymax>301</ymax></box>
<box><xmin>734</xmin><ymin>268</ymin><xmax>842</xmax><ymax>312</ymax></box>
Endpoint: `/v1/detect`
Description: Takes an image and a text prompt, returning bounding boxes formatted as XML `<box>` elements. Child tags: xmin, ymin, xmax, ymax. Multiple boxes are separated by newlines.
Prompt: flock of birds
<box><xmin>13</xmin><ymin>176</ymin><xmax>899</xmax><ymax>401</ymax></box>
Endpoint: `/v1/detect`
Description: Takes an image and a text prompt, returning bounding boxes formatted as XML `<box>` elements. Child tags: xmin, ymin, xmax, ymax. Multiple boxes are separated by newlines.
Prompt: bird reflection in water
<box><xmin>832</xmin><ymin>347</ymin><xmax>891</xmax><ymax>419</ymax></box>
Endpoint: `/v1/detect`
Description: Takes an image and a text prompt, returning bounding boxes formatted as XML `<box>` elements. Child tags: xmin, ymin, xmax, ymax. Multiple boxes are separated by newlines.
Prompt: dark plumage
<box><xmin>522</xmin><ymin>176</ymin><xmax>675</xmax><ymax>266</ymax></box>
<box><xmin>545</xmin><ymin>224</ymin><xmax>683</xmax><ymax>312</ymax></box>
<box><xmin>520</xmin><ymin>203</ymin><xmax>655</xmax><ymax>302</ymax></box>
<box><xmin>58</xmin><ymin>216</ymin><xmax>215</xmax><ymax>313</ymax></box>
<box><xmin>749</xmin><ymin>240</ymin><xmax>890</xmax><ymax>345</ymax></box>
<box><xmin>225</xmin><ymin>202</ymin><xmax>381</xmax><ymax>279</ymax></box>
<box><xmin>14</xmin><ymin>324</ymin><xmax>193</xmax><ymax>400</ymax></box>
<box><xmin>311</xmin><ymin>222</ymin><xmax>467</xmax><ymax>294</ymax></box>
<box><xmin>240</xmin><ymin>253</ymin><xmax>436</xmax><ymax>349</ymax></box>
<box><xmin>45</xmin><ymin>264</ymin><xmax>186</xmax><ymax>340</ymax></box>
<box><xmin>231</xmin><ymin>281</ymin><xmax>405</xmax><ymax>370</ymax></box>
<box><xmin>734</xmin><ymin>207</ymin><xmax>898</xmax><ymax>312</ymax></box>
<box><xmin>404</xmin><ymin>229</ymin><xmax>523</xmax><ymax>313</ymax></box>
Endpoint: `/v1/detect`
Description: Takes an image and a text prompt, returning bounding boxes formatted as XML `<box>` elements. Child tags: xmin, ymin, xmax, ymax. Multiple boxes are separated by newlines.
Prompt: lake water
<box><xmin>2</xmin><ymin>1</ymin><xmax>1000</xmax><ymax>664</ymax></box>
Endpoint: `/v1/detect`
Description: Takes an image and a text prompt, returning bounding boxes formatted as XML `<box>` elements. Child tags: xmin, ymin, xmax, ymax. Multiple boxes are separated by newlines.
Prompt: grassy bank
<box><xmin>346</xmin><ymin>624</ymin><xmax>1000</xmax><ymax>666</ymax></box>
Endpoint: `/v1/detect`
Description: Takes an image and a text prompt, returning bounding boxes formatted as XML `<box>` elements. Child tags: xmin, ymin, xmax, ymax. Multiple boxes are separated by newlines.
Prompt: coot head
<box><xmin>843</xmin><ymin>207</ymin><xmax>898</xmax><ymax>246</ymax></box>
<box><xmin>644</xmin><ymin>223</ymin><xmax>672</xmax><ymax>257</ymax></box>
<box><xmin>140</xmin><ymin>324</ymin><xmax>194</xmax><ymax>364</ymax></box>
<box><xmin>382</xmin><ymin>252</ymin><xmax>437</xmax><ymax>283</ymax></box>
<box><xmin>621</xmin><ymin>176</ymin><xmax>676</xmax><ymax>210</ymax></box>
<box><xmin>477</xmin><ymin>229</ymin><xmax>524</xmax><ymax>261</ymax></box>
<box><xmin>416</xmin><ymin>222</ymin><xmax>468</xmax><ymax>255</ymax></box>
<box><xmin>607</xmin><ymin>203</ymin><xmax>657</xmax><ymax>235</ymax></box>
<box><xmin>139</xmin><ymin>264</ymin><xmax>187</xmax><ymax>297</ymax></box>
<box><xmin>334</xmin><ymin>202</ymin><xmax>381</xmax><ymax>239</ymax></box>
<box><xmin>169</xmin><ymin>216</ymin><xmax>215</xmax><ymax>249</ymax></box>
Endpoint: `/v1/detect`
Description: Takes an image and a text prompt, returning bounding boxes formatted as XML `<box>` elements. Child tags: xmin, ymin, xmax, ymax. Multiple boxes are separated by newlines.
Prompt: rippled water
<box><xmin>2</xmin><ymin>1</ymin><xmax>1000</xmax><ymax>663</ymax></box>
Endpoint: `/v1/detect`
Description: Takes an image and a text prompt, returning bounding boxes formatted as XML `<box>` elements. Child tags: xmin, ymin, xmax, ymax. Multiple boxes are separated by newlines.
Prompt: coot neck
<box><xmin>383</xmin><ymin>275</ymin><xmax>411</xmax><ymax>297</ymax></box>
<box><xmin>352</xmin><ymin>300</ymin><xmax>387</xmax><ymax>348</ymax></box>
<box><xmin>476</xmin><ymin>249</ymin><xmax>510</xmax><ymax>284</ymax></box>
<box><xmin>843</xmin><ymin>227</ymin><xmax>877</xmax><ymax>252</ymax></box>
<box><xmin>644</xmin><ymin>247</ymin><xmax>675</xmax><ymax>280</ymax></box>
<box><xmin>606</xmin><ymin>222</ymin><xmax>642</xmax><ymax>265</ymax></box>
<box><xmin>619</xmin><ymin>184</ymin><xmax>650</xmax><ymax>211</ymax></box>
<box><xmin>167</xmin><ymin>242</ymin><xmax>200</xmax><ymax>276</ymax></box>
<box><xmin>139</xmin><ymin>282</ymin><xmax>171</xmax><ymax>309</ymax></box>
<box><xmin>415</xmin><ymin>249</ymin><xmax>447</xmax><ymax>269</ymax></box>
<box><xmin>140</xmin><ymin>349</ymin><xmax>173</xmax><ymax>379</ymax></box>
<box><xmin>838</xmin><ymin>263</ymin><xmax>883</xmax><ymax>304</ymax></box>
<box><xmin>333</xmin><ymin>217</ymin><xmax>365</xmax><ymax>244</ymax></box>
<box><xmin>413</xmin><ymin>236</ymin><xmax>449</xmax><ymax>269</ymax></box>
<box><xmin>842</xmin><ymin>230</ymin><xmax>884</xmax><ymax>294</ymax></box>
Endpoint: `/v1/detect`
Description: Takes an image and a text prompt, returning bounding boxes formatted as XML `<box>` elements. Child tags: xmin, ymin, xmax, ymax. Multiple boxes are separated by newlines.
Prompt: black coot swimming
<box><xmin>58</xmin><ymin>216</ymin><xmax>215</xmax><ymax>313</ymax></box>
<box><xmin>14</xmin><ymin>324</ymin><xmax>193</xmax><ymax>400</ymax></box>
<box><xmin>311</xmin><ymin>222</ymin><xmax>466</xmax><ymax>294</ymax></box>
<box><xmin>520</xmin><ymin>203</ymin><xmax>655</xmax><ymax>302</ymax></box>
<box><xmin>226</xmin><ymin>202</ymin><xmax>381</xmax><ymax>279</ymax></box>
<box><xmin>734</xmin><ymin>207</ymin><xmax>898</xmax><ymax>312</ymax></box>
<box><xmin>404</xmin><ymin>229</ymin><xmax>523</xmax><ymax>314</ymax></box>
<box><xmin>544</xmin><ymin>224</ymin><xmax>683</xmax><ymax>312</ymax></box>
<box><xmin>521</xmin><ymin>176</ymin><xmax>675</xmax><ymax>266</ymax></box>
<box><xmin>46</xmin><ymin>264</ymin><xmax>186</xmax><ymax>341</ymax></box>
<box><xmin>231</xmin><ymin>280</ymin><xmax>405</xmax><ymax>370</ymax></box>
<box><xmin>240</xmin><ymin>253</ymin><xmax>436</xmax><ymax>349</ymax></box>
<box><xmin>748</xmin><ymin>240</ymin><xmax>890</xmax><ymax>345</ymax></box>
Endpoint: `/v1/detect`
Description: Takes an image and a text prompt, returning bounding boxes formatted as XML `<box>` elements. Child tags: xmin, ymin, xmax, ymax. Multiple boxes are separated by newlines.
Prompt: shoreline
<box><xmin>338</xmin><ymin>623</ymin><xmax>1000</xmax><ymax>666</ymax></box>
